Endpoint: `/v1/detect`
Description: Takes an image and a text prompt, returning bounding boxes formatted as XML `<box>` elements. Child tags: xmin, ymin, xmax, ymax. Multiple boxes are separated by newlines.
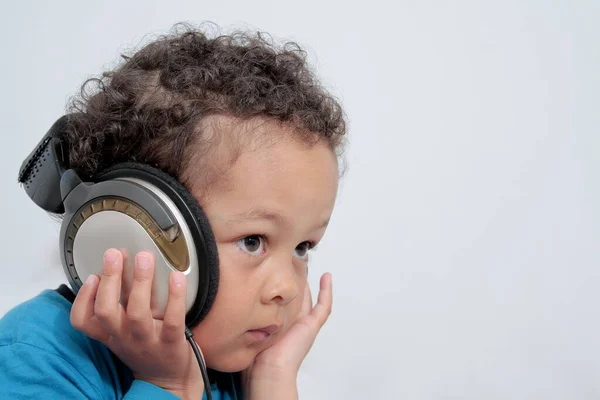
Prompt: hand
<box><xmin>70</xmin><ymin>248</ymin><xmax>205</xmax><ymax>400</ymax></box>
<box><xmin>246</xmin><ymin>272</ymin><xmax>333</xmax><ymax>383</ymax></box>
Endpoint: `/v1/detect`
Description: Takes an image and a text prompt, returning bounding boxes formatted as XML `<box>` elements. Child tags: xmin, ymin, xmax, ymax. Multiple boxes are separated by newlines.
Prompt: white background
<box><xmin>1</xmin><ymin>1</ymin><xmax>599</xmax><ymax>398</ymax></box>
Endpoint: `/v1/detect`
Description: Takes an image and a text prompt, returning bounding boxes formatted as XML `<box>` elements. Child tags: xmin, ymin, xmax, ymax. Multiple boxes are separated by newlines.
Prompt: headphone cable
<box><xmin>185</xmin><ymin>327</ymin><xmax>213</xmax><ymax>400</ymax></box>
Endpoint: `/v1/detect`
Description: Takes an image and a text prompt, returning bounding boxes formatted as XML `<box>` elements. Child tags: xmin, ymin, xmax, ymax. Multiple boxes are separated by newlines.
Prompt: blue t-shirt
<box><xmin>0</xmin><ymin>285</ymin><xmax>242</xmax><ymax>399</ymax></box>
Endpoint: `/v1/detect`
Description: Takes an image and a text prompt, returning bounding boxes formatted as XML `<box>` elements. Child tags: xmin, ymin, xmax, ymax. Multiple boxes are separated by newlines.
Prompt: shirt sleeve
<box><xmin>0</xmin><ymin>341</ymin><xmax>181</xmax><ymax>400</ymax></box>
<box><xmin>0</xmin><ymin>341</ymin><xmax>105</xmax><ymax>399</ymax></box>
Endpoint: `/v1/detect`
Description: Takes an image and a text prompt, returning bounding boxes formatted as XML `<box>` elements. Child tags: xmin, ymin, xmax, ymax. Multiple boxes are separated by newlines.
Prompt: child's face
<box><xmin>188</xmin><ymin>125</ymin><xmax>339</xmax><ymax>372</ymax></box>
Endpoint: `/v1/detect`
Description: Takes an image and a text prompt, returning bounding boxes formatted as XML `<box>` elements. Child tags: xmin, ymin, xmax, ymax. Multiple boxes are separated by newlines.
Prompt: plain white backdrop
<box><xmin>1</xmin><ymin>1</ymin><xmax>599</xmax><ymax>398</ymax></box>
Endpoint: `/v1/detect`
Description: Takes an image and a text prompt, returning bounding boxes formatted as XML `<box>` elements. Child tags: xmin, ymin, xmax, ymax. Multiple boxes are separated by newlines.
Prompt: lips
<box><xmin>246</xmin><ymin>324</ymin><xmax>281</xmax><ymax>342</ymax></box>
<box><xmin>248</xmin><ymin>324</ymin><xmax>281</xmax><ymax>335</ymax></box>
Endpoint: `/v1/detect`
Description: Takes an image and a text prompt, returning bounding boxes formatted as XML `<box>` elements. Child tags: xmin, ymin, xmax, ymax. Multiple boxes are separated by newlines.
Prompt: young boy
<box><xmin>0</xmin><ymin>24</ymin><xmax>346</xmax><ymax>399</ymax></box>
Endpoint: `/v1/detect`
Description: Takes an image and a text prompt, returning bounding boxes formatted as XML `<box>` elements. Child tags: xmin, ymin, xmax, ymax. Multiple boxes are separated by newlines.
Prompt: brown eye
<box><xmin>244</xmin><ymin>236</ymin><xmax>261</xmax><ymax>252</ymax></box>
<box><xmin>236</xmin><ymin>235</ymin><xmax>265</xmax><ymax>255</ymax></box>
<box><xmin>294</xmin><ymin>242</ymin><xmax>312</xmax><ymax>260</ymax></box>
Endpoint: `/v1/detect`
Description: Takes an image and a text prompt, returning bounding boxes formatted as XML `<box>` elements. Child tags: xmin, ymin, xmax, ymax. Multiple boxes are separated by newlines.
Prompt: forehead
<box><xmin>199</xmin><ymin>122</ymin><xmax>339</xmax><ymax>224</ymax></box>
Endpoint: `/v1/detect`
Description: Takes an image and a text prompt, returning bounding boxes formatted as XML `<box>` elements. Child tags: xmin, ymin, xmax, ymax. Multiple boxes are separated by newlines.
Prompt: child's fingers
<box><xmin>301</xmin><ymin>281</ymin><xmax>313</xmax><ymax>316</ymax></box>
<box><xmin>94</xmin><ymin>249</ymin><xmax>126</xmax><ymax>337</ymax></box>
<box><xmin>126</xmin><ymin>252</ymin><xmax>156</xmax><ymax>341</ymax></box>
<box><xmin>70</xmin><ymin>274</ymin><xmax>109</xmax><ymax>343</ymax></box>
<box><xmin>119</xmin><ymin>249</ymin><xmax>131</xmax><ymax>310</ymax></box>
<box><xmin>160</xmin><ymin>271</ymin><xmax>187</xmax><ymax>344</ymax></box>
<box><xmin>310</xmin><ymin>273</ymin><xmax>333</xmax><ymax>328</ymax></box>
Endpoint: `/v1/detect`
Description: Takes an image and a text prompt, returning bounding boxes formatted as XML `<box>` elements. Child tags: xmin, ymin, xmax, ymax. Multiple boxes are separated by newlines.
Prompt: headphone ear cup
<box><xmin>90</xmin><ymin>162</ymin><xmax>219</xmax><ymax>327</ymax></box>
<box><xmin>159</xmin><ymin>175</ymin><xmax>220</xmax><ymax>326</ymax></box>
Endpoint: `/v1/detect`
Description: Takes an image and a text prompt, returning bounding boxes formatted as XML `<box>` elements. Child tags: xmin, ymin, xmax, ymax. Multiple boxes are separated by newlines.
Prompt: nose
<box><xmin>261</xmin><ymin>259</ymin><xmax>299</xmax><ymax>306</ymax></box>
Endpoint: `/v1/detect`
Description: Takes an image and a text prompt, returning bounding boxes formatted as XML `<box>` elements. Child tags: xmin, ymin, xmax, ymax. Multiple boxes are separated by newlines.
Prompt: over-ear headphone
<box><xmin>17</xmin><ymin>115</ymin><xmax>219</xmax><ymax>328</ymax></box>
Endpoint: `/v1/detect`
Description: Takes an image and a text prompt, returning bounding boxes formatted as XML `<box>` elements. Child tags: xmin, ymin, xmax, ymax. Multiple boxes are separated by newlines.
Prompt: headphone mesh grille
<box><xmin>18</xmin><ymin>136</ymin><xmax>52</xmax><ymax>184</ymax></box>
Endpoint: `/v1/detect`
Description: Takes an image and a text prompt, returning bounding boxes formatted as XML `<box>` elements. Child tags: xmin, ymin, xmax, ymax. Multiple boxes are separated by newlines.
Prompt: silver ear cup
<box><xmin>64</xmin><ymin>178</ymin><xmax>200</xmax><ymax>320</ymax></box>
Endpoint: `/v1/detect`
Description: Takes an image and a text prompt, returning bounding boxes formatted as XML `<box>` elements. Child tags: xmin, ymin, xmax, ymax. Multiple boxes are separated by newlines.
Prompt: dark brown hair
<box><xmin>64</xmin><ymin>23</ymin><xmax>347</xmax><ymax>197</ymax></box>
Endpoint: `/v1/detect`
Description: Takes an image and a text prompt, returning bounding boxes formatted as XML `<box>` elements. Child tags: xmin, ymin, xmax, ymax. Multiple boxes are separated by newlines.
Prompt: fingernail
<box><xmin>85</xmin><ymin>275</ymin><xmax>97</xmax><ymax>286</ymax></box>
<box><xmin>173</xmin><ymin>272</ymin><xmax>183</xmax><ymax>287</ymax></box>
<box><xmin>136</xmin><ymin>253</ymin><xmax>150</xmax><ymax>270</ymax></box>
<box><xmin>104</xmin><ymin>249</ymin><xmax>118</xmax><ymax>264</ymax></box>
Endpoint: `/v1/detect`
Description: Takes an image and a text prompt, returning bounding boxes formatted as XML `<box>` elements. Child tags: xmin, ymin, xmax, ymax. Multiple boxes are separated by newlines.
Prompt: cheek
<box><xmin>192</xmin><ymin>250</ymin><xmax>263</xmax><ymax>370</ymax></box>
<box><xmin>194</xmin><ymin>248</ymin><xmax>258</xmax><ymax>336</ymax></box>
<box><xmin>210</xmin><ymin>248</ymin><xmax>260</xmax><ymax>316</ymax></box>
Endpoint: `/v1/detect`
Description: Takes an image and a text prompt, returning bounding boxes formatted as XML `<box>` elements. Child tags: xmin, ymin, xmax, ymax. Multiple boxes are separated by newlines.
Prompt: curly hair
<box><xmin>64</xmin><ymin>23</ymin><xmax>347</xmax><ymax>198</ymax></box>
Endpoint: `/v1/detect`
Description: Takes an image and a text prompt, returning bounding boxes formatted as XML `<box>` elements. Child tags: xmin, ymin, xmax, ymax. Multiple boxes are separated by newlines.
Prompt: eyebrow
<box><xmin>227</xmin><ymin>208</ymin><xmax>330</xmax><ymax>230</ymax></box>
<box><xmin>230</xmin><ymin>209</ymin><xmax>288</xmax><ymax>227</ymax></box>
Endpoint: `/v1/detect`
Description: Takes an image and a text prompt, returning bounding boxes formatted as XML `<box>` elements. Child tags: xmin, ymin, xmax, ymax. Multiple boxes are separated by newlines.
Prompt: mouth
<box><xmin>246</xmin><ymin>324</ymin><xmax>281</xmax><ymax>342</ymax></box>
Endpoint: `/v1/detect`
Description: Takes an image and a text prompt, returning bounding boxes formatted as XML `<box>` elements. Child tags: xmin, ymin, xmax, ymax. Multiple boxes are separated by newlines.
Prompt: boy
<box><xmin>0</xmin><ymin>24</ymin><xmax>346</xmax><ymax>399</ymax></box>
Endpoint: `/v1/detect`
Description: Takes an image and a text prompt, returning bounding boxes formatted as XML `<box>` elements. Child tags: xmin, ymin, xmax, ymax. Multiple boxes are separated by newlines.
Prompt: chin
<box><xmin>205</xmin><ymin>347</ymin><xmax>258</xmax><ymax>373</ymax></box>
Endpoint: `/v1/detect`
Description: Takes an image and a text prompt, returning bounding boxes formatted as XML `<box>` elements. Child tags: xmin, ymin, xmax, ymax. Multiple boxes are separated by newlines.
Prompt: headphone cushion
<box><xmin>96</xmin><ymin>162</ymin><xmax>219</xmax><ymax>326</ymax></box>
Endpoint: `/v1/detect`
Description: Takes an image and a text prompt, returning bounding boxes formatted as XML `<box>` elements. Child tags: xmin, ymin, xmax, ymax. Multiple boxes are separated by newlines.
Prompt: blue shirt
<box><xmin>0</xmin><ymin>285</ymin><xmax>242</xmax><ymax>399</ymax></box>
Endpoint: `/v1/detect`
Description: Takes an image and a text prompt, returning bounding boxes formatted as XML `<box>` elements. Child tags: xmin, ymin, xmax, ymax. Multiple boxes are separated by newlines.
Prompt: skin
<box><xmin>70</xmin><ymin>123</ymin><xmax>339</xmax><ymax>400</ymax></box>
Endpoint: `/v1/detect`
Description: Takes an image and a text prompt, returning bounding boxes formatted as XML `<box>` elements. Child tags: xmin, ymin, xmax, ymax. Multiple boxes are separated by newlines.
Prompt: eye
<box><xmin>293</xmin><ymin>241</ymin><xmax>313</xmax><ymax>260</ymax></box>
<box><xmin>236</xmin><ymin>235</ymin><xmax>266</xmax><ymax>255</ymax></box>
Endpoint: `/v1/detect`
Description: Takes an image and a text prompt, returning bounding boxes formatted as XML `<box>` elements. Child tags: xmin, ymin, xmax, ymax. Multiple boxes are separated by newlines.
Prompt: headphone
<box><xmin>17</xmin><ymin>115</ymin><xmax>219</xmax><ymax>328</ymax></box>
